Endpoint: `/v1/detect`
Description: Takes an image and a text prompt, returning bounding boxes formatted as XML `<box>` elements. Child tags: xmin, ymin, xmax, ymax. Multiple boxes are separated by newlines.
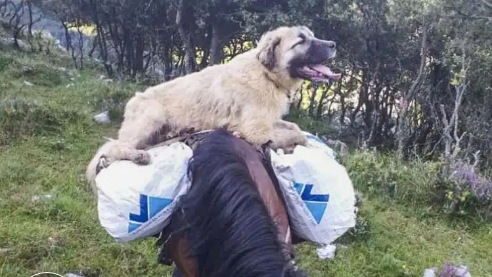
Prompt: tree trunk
<box><xmin>176</xmin><ymin>0</ymin><xmax>195</xmax><ymax>74</ymax></box>
<box><xmin>209</xmin><ymin>20</ymin><xmax>221</xmax><ymax>65</ymax></box>
<box><xmin>308</xmin><ymin>84</ymin><xmax>318</xmax><ymax>116</ymax></box>
<box><xmin>397</xmin><ymin>26</ymin><xmax>427</xmax><ymax>158</ymax></box>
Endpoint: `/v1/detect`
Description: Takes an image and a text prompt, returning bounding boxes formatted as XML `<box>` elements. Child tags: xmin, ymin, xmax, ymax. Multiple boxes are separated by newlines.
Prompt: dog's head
<box><xmin>256</xmin><ymin>26</ymin><xmax>341</xmax><ymax>84</ymax></box>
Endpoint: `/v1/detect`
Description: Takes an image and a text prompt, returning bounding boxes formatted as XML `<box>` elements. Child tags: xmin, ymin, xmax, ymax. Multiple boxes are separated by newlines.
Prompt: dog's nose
<box><xmin>326</xmin><ymin>41</ymin><xmax>336</xmax><ymax>49</ymax></box>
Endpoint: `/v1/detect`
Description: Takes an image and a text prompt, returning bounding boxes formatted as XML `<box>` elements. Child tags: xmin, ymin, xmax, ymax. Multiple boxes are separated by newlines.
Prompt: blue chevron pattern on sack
<box><xmin>293</xmin><ymin>182</ymin><xmax>330</xmax><ymax>224</ymax></box>
<box><xmin>128</xmin><ymin>194</ymin><xmax>173</xmax><ymax>233</ymax></box>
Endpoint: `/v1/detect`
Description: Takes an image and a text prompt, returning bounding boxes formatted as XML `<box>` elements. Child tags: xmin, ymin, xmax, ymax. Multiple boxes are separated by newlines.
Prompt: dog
<box><xmin>85</xmin><ymin>25</ymin><xmax>341</xmax><ymax>186</ymax></box>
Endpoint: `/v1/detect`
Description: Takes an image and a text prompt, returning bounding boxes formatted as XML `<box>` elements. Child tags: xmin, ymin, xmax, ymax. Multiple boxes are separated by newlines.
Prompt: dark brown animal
<box><xmin>155</xmin><ymin>129</ymin><xmax>308</xmax><ymax>277</ymax></box>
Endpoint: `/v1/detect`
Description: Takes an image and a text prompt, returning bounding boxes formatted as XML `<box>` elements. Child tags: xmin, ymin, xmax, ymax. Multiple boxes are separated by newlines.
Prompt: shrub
<box><xmin>284</xmin><ymin>108</ymin><xmax>337</xmax><ymax>137</ymax></box>
<box><xmin>338</xmin><ymin>200</ymin><xmax>371</xmax><ymax>243</ymax></box>
<box><xmin>0</xmin><ymin>97</ymin><xmax>90</xmax><ymax>144</ymax></box>
<box><xmin>435</xmin><ymin>162</ymin><xmax>492</xmax><ymax>221</ymax></box>
<box><xmin>345</xmin><ymin>150</ymin><xmax>492</xmax><ymax>222</ymax></box>
<box><xmin>86</xmin><ymin>84</ymin><xmax>134</xmax><ymax>122</ymax></box>
<box><xmin>427</xmin><ymin>261</ymin><xmax>471</xmax><ymax>277</ymax></box>
<box><xmin>0</xmin><ymin>53</ymin><xmax>14</xmax><ymax>72</ymax></box>
<box><xmin>345</xmin><ymin>150</ymin><xmax>442</xmax><ymax>207</ymax></box>
<box><xmin>9</xmin><ymin>64</ymin><xmax>63</xmax><ymax>87</ymax></box>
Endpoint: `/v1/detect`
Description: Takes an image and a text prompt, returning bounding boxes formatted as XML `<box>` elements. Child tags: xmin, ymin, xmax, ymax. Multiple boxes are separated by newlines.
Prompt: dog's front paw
<box><xmin>297</xmin><ymin>134</ymin><xmax>308</xmax><ymax>146</ymax></box>
<box><xmin>232</xmin><ymin>131</ymin><xmax>243</xmax><ymax>139</ymax></box>
<box><xmin>96</xmin><ymin>156</ymin><xmax>109</xmax><ymax>174</ymax></box>
<box><xmin>269</xmin><ymin>132</ymin><xmax>307</xmax><ymax>154</ymax></box>
<box><xmin>268</xmin><ymin>141</ymin><xmax>296</xmax><ymax>154</ymax></box>
<box><xmin>282</xmin><ymin>145</ymin><xmax>296</xmax><ymax>154</ymax></box>
<box><xmin>132</xmin><ymin>150</ymin><xmax>151</xmax><ymax>165</ymax></box>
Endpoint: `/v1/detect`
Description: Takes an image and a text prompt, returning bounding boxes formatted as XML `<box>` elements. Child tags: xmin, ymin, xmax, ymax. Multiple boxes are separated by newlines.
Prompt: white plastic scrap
<box><xmin>32</xmin><ymin>194</ymin><xmax>53</xmax><ymax>203</ymax></box>
<box><xmin>316</xmin><ymin>244</ymin><xmax>336</xmax><ymax>260</ymax></box>
<box><xmin>422</xmin><ymin>268</ymin><xmax>436</xmax><ymax>277</ymax></box>
<box><xmin>455</xmin><ymin>265</ymin><xmax>472</xmax><ymax>277</ymax></box>
<box><xmin>94</xmin><ymin>111</ymin><xmax>110</xmax><ymax>123</ymax></box>
<box><xmin>65</xmin><ymin>273</ymin><xmax>85</xmax><ymax>277</ymax></box>
<box><xmin>422</xmin><ymin>264</ymin><xmax>471</xmax><ymax>277</ymax></box>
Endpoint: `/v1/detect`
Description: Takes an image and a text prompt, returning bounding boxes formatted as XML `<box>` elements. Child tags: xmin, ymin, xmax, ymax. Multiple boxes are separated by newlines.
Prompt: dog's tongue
<box><xmin>309</xmin><ymin>64</ymin><xmax>341</xmax><ymax>79</ymax></box>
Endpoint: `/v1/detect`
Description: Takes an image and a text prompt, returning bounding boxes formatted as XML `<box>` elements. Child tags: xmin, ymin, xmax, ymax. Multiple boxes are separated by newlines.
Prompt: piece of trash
<box><xmin>23</xmin><ymin>81</ymin><xmax>33</xmax><ymax>86</ymax></box>
<box><xmin>32</xmin><ymin>194</ymin><xmax>53</xmax><ymax>203</ymax></box>
<box><xmin>65</xmin><ymin>273</ymin><xmax>85</xmax><ymax>277</ymax></box>
<box><xmin>0</xmin><ymin>248</ymin><xmax>12</xmax><ymax>254</ymax></box>
<box><xmin>337</xmin><ymin>244</ymin><xmax>348</xmax><ymax>249</ymax></box>
<box><xmin>316</xmin><ymin>244</ymin><xmax>336</xmax><ymax>259</ymax></box>
<box><xmin>455</xmin><ymin>265</ymin><xmax>471</xmax><ymax>277</ymax></box>
<box><xmin>423</xmin><ymin>263</ymin><xmax>472</xmax><ymax>277</ymax></box>
<box><xmin>94</xmin><ymin>111</ymin><xmax>110</xmax><ymax>123</ymax></box>
<box><xmin>422</xmin><ymin>268</ymin><xmax>435</xmax><ymax>277</ymax></box>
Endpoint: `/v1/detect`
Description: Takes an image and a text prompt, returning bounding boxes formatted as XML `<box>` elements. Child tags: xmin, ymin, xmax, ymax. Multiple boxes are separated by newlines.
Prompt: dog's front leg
<box><xmin>274</xmin><ymin>119</ymin><xmax>303</xmax><ymax>132</ymax></box>
<box><xmin>269</xmin><ymin>123</ymin><xmax>308</xmax><ymax>153</ymax></box>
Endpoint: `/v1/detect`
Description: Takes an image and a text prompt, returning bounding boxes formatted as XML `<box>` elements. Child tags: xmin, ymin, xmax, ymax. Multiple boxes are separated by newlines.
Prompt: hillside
<box><xmin>0</xmin><ymin>32</ymin><xmax>492</xmax><ymax>277</ymax></box>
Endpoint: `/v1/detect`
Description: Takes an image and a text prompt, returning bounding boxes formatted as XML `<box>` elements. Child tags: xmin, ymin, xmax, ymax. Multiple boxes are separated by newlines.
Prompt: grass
<box><xmin>0</xmin><ymin>45</ymin><xmax>491</xmax><ymax>277</ymax></box>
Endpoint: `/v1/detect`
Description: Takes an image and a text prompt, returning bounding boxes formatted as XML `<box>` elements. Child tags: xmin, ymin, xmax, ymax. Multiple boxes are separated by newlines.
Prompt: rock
<box><xmin>23</xmin><ymin>81</ymin><xmax>33</xmax><ymax>86</ymax></box>
<box><xmin>22</xmin><ymin>66</ymin><xmax>33</xmax><ymax>72</ymax></box>
<box><xmin>94</xmin><ymin>111</ymin><xmax>110</xmax><ymax>123</ymax></box>
<box><xmin>32</xmin><ymin>194</ymin><xmax>53</xmax><ymax>203</ymax></box>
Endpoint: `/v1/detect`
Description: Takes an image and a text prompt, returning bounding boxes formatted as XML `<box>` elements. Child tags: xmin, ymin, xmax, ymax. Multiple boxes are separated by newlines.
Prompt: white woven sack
<box><xmin>95</xmin><ymin>142</ymin><xmax>193</xmax><ymax>243</ymax></box>
<box><xmin>269</xmin><ymin>132</ymin><xmax>357</xmax><ymax>245</ymax></box>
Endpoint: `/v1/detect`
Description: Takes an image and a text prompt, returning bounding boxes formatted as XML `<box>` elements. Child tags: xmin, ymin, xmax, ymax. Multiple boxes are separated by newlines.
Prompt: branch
<box><xmin>405</xmin><ymin>25</ymin><xmax>428</xmax><ymax>102</ymax></box>
<box><xmin>481</xmin><ymin>0</ymin><xmax>492</xmax><ymax>10</ymax></box>
<box><xmin>439</xmin><ymin>104</ymin><xmax>453</xmax><ymax>141</ymax></box>
<box><xmin>472</xmin><ymin>150</ymin><xmax>481</xmax><ymax>168</ymax></box>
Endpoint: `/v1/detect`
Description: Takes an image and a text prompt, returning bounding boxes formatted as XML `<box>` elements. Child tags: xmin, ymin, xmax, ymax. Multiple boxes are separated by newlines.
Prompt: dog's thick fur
<box><xmin>86</xmin><ymin>25</ymin><xmax>338</xmax><ymax>186</ymax></box>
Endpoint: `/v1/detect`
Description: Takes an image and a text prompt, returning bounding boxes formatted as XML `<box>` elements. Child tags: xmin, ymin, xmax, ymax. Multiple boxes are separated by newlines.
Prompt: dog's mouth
<box><xmin>294</xmin><ymin>64</ymin><xmax>341</xmax><ymax>83</ymax></box>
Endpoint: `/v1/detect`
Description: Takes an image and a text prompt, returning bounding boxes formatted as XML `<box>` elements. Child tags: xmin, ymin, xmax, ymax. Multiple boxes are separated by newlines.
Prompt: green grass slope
<box><xmin>0</xmin><ymin>47</ymin><xmax>491</xmax><ymax>277</ymax></box>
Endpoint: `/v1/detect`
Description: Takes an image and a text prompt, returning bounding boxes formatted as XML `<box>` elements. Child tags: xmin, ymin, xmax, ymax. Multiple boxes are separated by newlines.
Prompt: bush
<box><xmin>435</xmin><ymin>162</ymin><xmax>492</xmax><ymax>221</ymax></box>
<box><xmin>345</xmin><ymin>150</ymin><xmax>492</xmax><ymax>222</ymax></box>
<box><xmin>427</xmin><ymin>261</ymin><xmax>471</xmax><ymax>277</ymax></box>
<box><xmin>345</xmin><ymin>150</ymin><xmax>442</xmax><ymax>207</ymax></box>
<box><xmin>0</xmin><ymin>53</ymin><xmax>14</xmax><ymax>72</ymax></box>
<box><xmin>86</xmin><ymin>84</ymin><xmax>134</xmax><ymax>122</ymax></box>
<box><xmin>9</xmin><ymin>64</ymin><xmax>63</xmax><ymax>87</ymax></box>
<box><xmin>0</xmin><ymin>97</ymin><xmax>91</xmax><ymax>144</ymax></box>
<box><xmin>284</xmin><ymin>108</ymin><xmax>337</xmax><ymax>137</ymax></box>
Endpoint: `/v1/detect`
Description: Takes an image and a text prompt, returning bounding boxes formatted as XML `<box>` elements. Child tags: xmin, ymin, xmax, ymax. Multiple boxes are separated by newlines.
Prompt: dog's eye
<box><xmin>292</xmin><ymin>35</ymin><xmax>306</xmax><ymax>48</ymax></box>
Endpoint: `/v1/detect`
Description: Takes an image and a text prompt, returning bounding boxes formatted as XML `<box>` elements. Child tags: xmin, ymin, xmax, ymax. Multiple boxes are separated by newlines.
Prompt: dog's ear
<box><xmin>256</xmin><ymin>35</ymin><xmax>281</xmax><ymax>70</ymax></box>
